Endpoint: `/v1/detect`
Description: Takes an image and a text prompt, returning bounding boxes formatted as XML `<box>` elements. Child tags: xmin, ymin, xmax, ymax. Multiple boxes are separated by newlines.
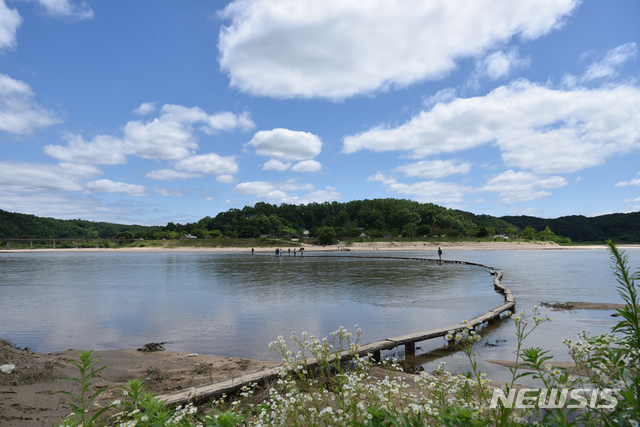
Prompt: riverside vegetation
<box><xmin>56</xmin><ymin>241</ymin><xmax>639</xmax><ymax>426</ymax></box>
<box><xmin>10</xmin><ymin>197</ymin><xmax>640</xmax><ymax>244</ymax></box>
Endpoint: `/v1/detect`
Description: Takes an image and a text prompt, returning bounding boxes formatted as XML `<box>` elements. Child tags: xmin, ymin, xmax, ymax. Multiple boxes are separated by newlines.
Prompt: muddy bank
<box><xmin>0</xmin><ymin>339</ymin><xmax>277</xmax><ymax>427</ymax></box>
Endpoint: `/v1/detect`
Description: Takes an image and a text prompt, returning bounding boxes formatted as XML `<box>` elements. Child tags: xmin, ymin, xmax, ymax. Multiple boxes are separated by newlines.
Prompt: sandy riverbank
<box><xmin>0</xmin><ymin>340</ymin><xmax>278</xmax><ymax>426</ymax></box>
<box><xmin>1</xmin><ymin>240</ymin><xmax>631</xmax><ymax>254</ymax></box>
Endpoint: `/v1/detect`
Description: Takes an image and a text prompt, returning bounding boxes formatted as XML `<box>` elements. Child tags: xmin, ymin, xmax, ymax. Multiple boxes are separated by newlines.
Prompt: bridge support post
<box><xmin>405</xmin><ymin>342</ymin><xmax>416</xmax><ymax>356</ymax></box>
<box><xmin>6</xmin><ymin>241</ymin><xmax>9</xmax><ymax>249</ymax></box>
<box><xmin>74</xmin><ymin>241</ymin><xmax>78</xmax><ymax>248</ymax></box>
<box><xmin>53</xmin><ymin>240</ymin><xmax>56</xmax><ymax>249</ymax></box>
<box><xmin>30</xmin><ymin>240</ymin><xmax>33</xmax><ymax>249</ymax></box>
<box><xmin>96</xmin><ymin>241</ymin><xmax>99</xmax><ymax>249</ymax></box>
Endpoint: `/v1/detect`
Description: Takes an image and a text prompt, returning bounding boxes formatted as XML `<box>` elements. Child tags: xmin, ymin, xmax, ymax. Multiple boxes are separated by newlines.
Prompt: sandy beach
<box><xmin>0</xmin><ymin>240</ymin><xmax>628</xmax><ymax>255</ymax></box>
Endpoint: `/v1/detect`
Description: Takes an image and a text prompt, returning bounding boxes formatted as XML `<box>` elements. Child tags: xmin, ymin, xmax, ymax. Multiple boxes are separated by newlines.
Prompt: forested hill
<box><xmin>500</xmin><ymin>212</ymin><xmax>640</xmax><ymax>243</ymax></box>
<box><xmin>0</xmin><ymin>209</ymin><xmax>160</xmax><ymax>239</ymax></box>
<box><xmin>1</xmin><ymin>199</ymin><xmax>639</xmax><ymax>243</ymax></box>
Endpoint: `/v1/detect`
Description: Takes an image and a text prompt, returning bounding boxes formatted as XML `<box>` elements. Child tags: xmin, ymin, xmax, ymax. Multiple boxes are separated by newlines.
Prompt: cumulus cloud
<box><xmin>145</xmin><ymin>169</ymin><xmax>201</xmax><ymax>181</ymax></box>
<box><xmin>147</xmin><ymin>153</ymin><xmax>238</xmax><ymax>182</ymax></box>
<box><xmin>85</xmin><ymin>179</ymin><xmax>148</xmax><ymax>197</ymax></box>
<box><xmin>45</xmin><ymin>104</ymin><xmax>254</xmax><ymax>163</ymax></box>
<box><xmin>290</xmin><ymin>160</ymin><xmax>321</xmax><ymax>173</ymax></box>
<box><xmin>615</xmin><ymin>173</ymin><xmax>640</xmax><ymax>188</ymax></box>
<box><xmin>394</xmin><ymin>159</ymin><xmax>471</xmax><ymax>179</ymax></box>
<box><xmin>343</xmin><ymin>80</ymin><xmax>640</xmax><ymax>175</ymax></box>
<box><xmin>174</xmin><ymin>153</ymin><xmax>238</xmax><ymax>175</ymax></box>
<box><xmin>45</xmin><ymin>133</ymin><xmax>126</xmax><ymax>164</ymax></box>
<box><xmin>216</xmin><ymin>174</ymin><xmax>236</xmax><ymax>183</ymax></box>
<box><xmin>469</xmin><ymin>49</ymin><xmax>531</xmax><ymax>86</ymax></box>
<box><xmin>35</xmin><ymin>0</ymin><xmax>94</xmax><ymax>21</ymax></box>
<box><xmin>582</xmin><ymin>43</ymin><xmax>637</xmax><ymax>82</ymax></box>
<box><xmin>218</xmin><ymin>0</ymin><xmax>578</xmax><ymax>99</ymax></box>
<box><xmin>0</xmin><ymin>74</ymin><xmax>61</xmax><ymax>134</ymax></box>
<box><xmin>481</xmin><ymin>170</ymin><xmax>567</xmax><ymax>203</ymax></box>
<box><xmin>154</xmin><ymin>187</ymin><xmax>184</xmax><ymax>197</ymax></box>
<box><xmin>233</xmin><ymin>179</ymin><xmax>340</xmax><ymax>204</ymax></box>
<box><xmin>0</xmin><ymin>161</ymin><xmax>101</xmax><ymax>192</ymax></box>
<box><xmin>247</xmin><ymin>128</ymin><xmax>322</xmax><ymax>161</ymax></box>
<box><xmin>262</xmin><ymin>159</ymin><xmax>291</xmax><ymax>171</ymax></box>
<box><xmin>378</xmin><ymin>178</ymin><xmax>471</xmax><ymax>205</ymax></box>
<box><xmin>0</xmin><ymin>0</ymin><xmax>21</xmax><ymax>50</ymax></box>
<box><xmin>133</xmin><ymin>102</ymin><xmax>156</xmax><ymax>116</ymax></box>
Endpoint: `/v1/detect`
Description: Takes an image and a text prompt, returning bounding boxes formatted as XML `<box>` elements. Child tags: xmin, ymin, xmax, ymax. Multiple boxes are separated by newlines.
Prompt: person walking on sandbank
<box><xmin>438</xmin><ymin>247</ymin><xmax>442</xmax><ymax>261</ymax></box>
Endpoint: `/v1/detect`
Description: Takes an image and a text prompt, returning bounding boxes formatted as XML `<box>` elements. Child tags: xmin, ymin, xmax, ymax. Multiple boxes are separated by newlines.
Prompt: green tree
<box><xmin>316</xmin><ymin>226</ymin><xmax>337</xmax><ymax>245</ymax></box>
<box><xmin>522</xmin><ymin>225</ymin><xmax>537</xmax><ymax>240</ymax></box>
<box><xmin>539</xmin><ymin>225</ymin><xmax>552</xmax><ymax>241</ymax></box>
<box><xmin>505</xmin><ymin>227</ymin><xmax>517</xmax><ymax>238</ymax></box>
<box><xmin>402</xmin><ymin>222</ymin><xmax>417</xmax><ymax>242</ymax></box>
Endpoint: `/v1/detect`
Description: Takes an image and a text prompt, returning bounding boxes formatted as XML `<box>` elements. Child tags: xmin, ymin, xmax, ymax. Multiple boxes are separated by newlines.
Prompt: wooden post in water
<box><xmin>405</xmin><ymin>342</ymin><xmax>416</xmax><ymax>356</ymax></box>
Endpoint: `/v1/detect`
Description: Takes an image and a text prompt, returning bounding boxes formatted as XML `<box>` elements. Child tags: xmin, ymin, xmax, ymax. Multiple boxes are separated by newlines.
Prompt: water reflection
<box><xmin>0</xmin><ymin>252</ymin><xmax>499</xmax><ymax>360</ymax></box>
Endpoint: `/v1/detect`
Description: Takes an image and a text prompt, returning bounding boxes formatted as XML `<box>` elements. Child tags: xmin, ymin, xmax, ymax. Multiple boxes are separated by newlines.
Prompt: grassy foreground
<box><xmin>56</xmin><ymin>241</ymin><xmax>639</xmax><ymax>426</ymax></box>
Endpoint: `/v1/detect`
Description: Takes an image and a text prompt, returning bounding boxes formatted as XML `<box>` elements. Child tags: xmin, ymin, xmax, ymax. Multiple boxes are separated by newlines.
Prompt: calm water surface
<box><xmin>0</xmin><ymin>251</ymin><xmax>498</xmax><ymax>360</ymax></box>
<box><xmin>1</xmin><ymin>248</ymin><xmax>637</xmax><ymax>379</ymax></box>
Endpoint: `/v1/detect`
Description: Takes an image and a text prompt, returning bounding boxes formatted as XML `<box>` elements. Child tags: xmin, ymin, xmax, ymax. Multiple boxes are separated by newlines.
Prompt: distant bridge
<box><xmin>1</xmin><ymin>238</ymin><xmax>137</xmax><ymax>250</ymax></box>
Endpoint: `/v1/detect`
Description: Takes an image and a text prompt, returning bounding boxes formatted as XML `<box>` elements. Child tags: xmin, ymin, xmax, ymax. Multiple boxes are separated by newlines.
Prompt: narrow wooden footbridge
<box><xmin>157</xmin><ymin>255</ymin><xmax>515</xmax><ymax>406</ymax></box>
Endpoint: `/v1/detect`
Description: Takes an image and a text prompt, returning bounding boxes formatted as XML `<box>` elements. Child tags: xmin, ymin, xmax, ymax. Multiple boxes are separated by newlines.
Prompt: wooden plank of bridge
<box><xmin>157</xmin><ymin>339</ymin><xmax>397</xmax><ymax>405</ymax></box>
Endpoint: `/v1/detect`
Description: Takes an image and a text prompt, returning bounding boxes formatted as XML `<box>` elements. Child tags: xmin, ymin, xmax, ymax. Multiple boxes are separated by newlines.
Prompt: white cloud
<box><xmin>85</xmin><ymin>179</ymin><xmax>148</xmax><ymax>197</ymax></box>
<box><xmin>218</xmin><ymin>0</ymin><xmax>578</xmax><ymax>99</ymax></box>
<box><xmin>247</xmin><ymin>128</ymin><xmax>322</xmax><ymax>161</ymax></box>
<box><xmin>0</xmin><ymin>160</ymin><xmax>101</xmax><ymax>192</ymax></box>
<box><xmin>482</xmin><ymin>170</ymin><xmax>567</xmax><ymax>203</ymax></box>
<box><xmin>279</xmin><ymin>180</ymin><xmax>314</xmax><ymax>192</ymax></box>
<box><xmin>385</xmin><ymin>180</ymin><xmax>471</xmax><ymax>205</ymax></box>
<box><xmin>262</xmin><ymin>159</ymin><xmax>291</xmax><ymax>171</ymax></box>
<box><xmin>469</xmin><ymin>49</ymin><xmax>531</xmax><ymax>86</ymax></box>
<box><xmin>0</xmin><ymin>74</ymin><xmax>61</xmax><ymax>134</ymax></box>
<box><xmin>290</xmin><ymin>160</ymin><xmax>321</xmax><ymax>173</ymax></box>
<box><xmin>367</xmin><ymin>176</ymin><xmax>470</xmax><ymax>206</ymax></box>
<box><xmin>45</xmin><ymin>104</ymin><xmax>254</xmax><ymax>163</ymax></box>
<box><xmin>174</xmin><ymin>153</ymin><xmax>238</xmax><ymax>175</ymax></box>
<box><xmin>506</xmin><ymin>207</ymin><xmax>541</xmax><ymax>216</ymax></box>
<box><xmin>146</xmin><ymin>169</ymin><xmax>201</xmax><ymax>181</ymax></box>
<box><xmin>394</xmin><ymin>159</ymin><xmax>471</xmax><ymax>179</ymax></box>
<box><xmin>45</xmin><ymin>133</ymin><xmax>126</xmax><ymax>164</ymax></box>
<box><xmin>0</xmin><ymin>0</ymin><xmax>21</xmax><ymax>50</ymax></box>
<box><xmin>233</xmin><ymin>180</ymin><xmax>341</xmax><ymax>204</ymax></box>
<box><xmin>582</xmin><ymin>43</ymin><xmax>637</xmax><ymax>82</ymax></box>
<box><xmin>154</xmin><ymin>187</ymin><xmax>184</xmax><ymax>197</ymax></box>
<box><xmin>35</xmin><ymin>0</ymin><xmax>93</xmax><ymax>21</ymax></box>
<box><xmin>234</xmin><ymin>181</ymin><xmax>276</xmax><ymax>196</ymax></box>
<box><xmin>615</xmin><ymin>173</ymin><xmax>640</xmax><ymax>188</ymax></box>
<box><xmin>343</xmin><ymin>80</ymin><xmax>640</xmax><ymax>174</ymax></box>
<box><xmin>133</xmin><ymin>102</ymin><xmax>156</xmax><ymax>116</ymax></box>
<box><xmin>216</xmin><ymin>174</ymin><xmax>236</xmax><ymax>183</ymax></box>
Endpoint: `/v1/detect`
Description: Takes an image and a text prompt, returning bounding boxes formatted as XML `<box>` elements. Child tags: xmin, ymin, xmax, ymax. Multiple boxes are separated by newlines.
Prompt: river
<box><xmin>1</xmin><ymin>248</ymin><xmax>637</xmax><ymax>382</ymax></box>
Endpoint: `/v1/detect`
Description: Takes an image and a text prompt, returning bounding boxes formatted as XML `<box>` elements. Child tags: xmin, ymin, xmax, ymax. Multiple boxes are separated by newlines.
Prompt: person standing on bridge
<box><xmin>438</xmin><ymin>247</ymin><xmax>442</xmax><ymax>261</ymax></box>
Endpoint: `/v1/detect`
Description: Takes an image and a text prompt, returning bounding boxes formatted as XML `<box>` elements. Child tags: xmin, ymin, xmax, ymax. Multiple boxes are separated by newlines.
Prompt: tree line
<box><xmin>2</xmin><ymin>199</ymin><xmax>637</xmax><ymax>243</ymax></box>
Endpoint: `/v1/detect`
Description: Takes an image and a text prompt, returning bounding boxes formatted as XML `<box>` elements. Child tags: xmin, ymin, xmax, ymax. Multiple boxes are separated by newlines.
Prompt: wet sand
<box><xmin>0</xmin><ymin>340</ymin><xmax>277</xmax><ymax>426</ymax></box>
<box><xmin>0</xmin><ymin>240</ymin><xmax>629</xmax><ymax>255</ymax></box>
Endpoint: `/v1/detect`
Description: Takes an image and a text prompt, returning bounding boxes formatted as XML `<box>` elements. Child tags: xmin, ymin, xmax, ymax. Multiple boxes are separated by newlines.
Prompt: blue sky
<box><xmin>0</xmin><ymin>0</ymin><xmax>639</xmax><ymax>226</ymax></box>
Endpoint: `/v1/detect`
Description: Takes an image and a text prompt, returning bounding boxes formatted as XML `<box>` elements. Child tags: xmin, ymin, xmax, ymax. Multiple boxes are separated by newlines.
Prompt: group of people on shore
<box><xmin>250</xmin><ymin>247</ymin><xmax>304</xmax><ymax>256</ymax></box>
